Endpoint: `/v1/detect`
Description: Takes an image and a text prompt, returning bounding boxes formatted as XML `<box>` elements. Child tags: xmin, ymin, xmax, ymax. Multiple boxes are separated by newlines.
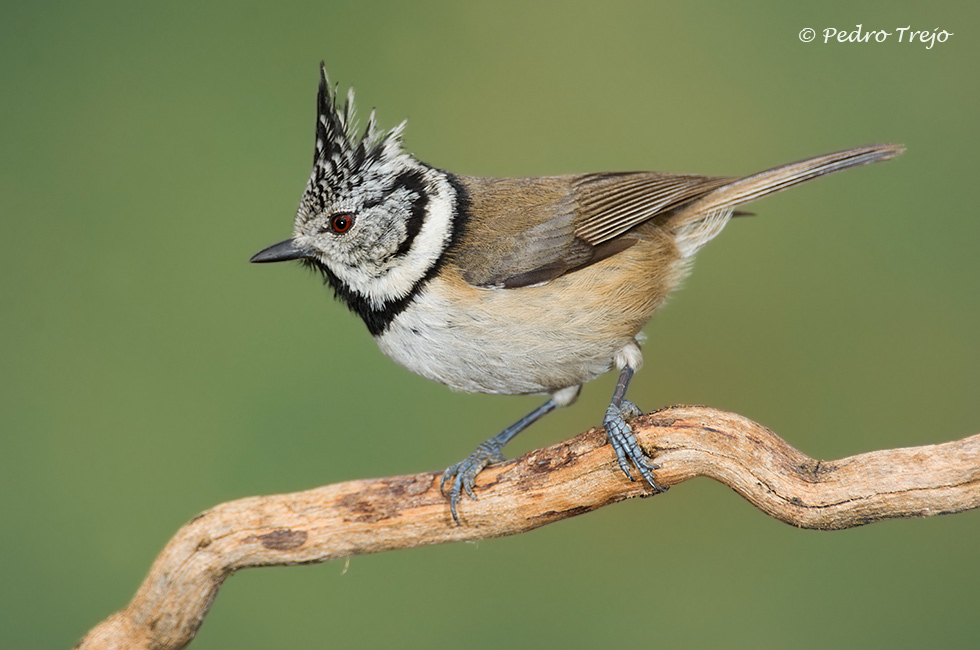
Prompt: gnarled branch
<box><xmin>77</xmin><ymin>406</ymin><xmax>980</xmax><ymax>650</ymax></box>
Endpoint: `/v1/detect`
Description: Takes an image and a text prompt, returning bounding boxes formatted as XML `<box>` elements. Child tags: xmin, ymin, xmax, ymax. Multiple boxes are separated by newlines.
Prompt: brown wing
<box><xmin>451</xmin><ymin>172</ymin><xmax>733</xmax><ymax>289</ymax></box>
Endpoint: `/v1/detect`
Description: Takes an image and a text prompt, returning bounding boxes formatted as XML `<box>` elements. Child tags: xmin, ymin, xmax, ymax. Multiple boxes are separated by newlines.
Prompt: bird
<box><xmin>251</xmin><ymin>63</ymin><xmax>903</xmax><ymax>523</ymax></box>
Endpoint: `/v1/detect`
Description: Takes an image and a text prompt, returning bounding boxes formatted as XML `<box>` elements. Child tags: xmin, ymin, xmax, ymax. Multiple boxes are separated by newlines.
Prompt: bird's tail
<box><xmin>671</xmin><ymin>143</ymin><xmax>904</xmax><ymax>258</ymax></box>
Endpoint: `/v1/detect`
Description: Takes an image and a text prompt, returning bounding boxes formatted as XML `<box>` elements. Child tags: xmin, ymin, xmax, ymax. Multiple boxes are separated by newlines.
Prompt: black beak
<box><xmin>250</xmin><ymin>239</ymin><xmax>310</xmax><ymax>263</ymax></box>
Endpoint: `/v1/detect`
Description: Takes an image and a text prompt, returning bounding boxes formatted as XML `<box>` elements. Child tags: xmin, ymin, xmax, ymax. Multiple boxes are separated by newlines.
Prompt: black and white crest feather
<box><xmin>306</xmin><ymin>62</ymin><xmax>411</xmax><ymax>210</ymax></box>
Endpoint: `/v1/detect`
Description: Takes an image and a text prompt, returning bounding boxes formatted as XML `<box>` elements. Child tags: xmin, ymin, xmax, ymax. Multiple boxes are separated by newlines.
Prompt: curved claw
<box><xmin>604</xmin><ymin>404</ymin><xmax>667</xmax><ymax>492</ymax></box>
<box><xmin>441</xmin><ymin>442</ymin><xmax>506</xmax><ymax>524</ymax></box>
<box><xmin>439</xmin><ymin>466</ymin><xmax>457</xmax><ymax>497</ymax></box>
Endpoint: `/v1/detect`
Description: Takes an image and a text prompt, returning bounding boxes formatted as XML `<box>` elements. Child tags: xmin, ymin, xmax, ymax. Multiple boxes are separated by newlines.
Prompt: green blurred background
<box><xmin>2</xmin><ymin>1</ymin><xmax>978</xmax><ymax>648</ymax></box>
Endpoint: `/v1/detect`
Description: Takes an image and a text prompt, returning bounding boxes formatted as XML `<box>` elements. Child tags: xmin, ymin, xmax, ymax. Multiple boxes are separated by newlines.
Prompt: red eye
<box><xmin>330</xmin><ymin>213</ymin><xmax>354</xmax><ymax>233</ymax></box>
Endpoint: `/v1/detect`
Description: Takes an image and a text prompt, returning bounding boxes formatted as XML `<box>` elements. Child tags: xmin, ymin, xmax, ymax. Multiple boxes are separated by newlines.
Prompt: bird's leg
<box><xmin>442</xmin><ymin>399</ymin><xmax>557</xmax><ymax>524</ymax></box>
<box><xmin>603</xmin><ymin>365</ymin><xmax>667</xmax><ymax>491</ymax></box>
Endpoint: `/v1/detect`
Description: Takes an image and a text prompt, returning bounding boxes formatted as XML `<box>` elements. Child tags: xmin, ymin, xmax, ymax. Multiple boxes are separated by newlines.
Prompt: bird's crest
<box><xmin>306</xmin><ymin>63</ymin><xmax>411</xmax><ymax>208</ymax></box>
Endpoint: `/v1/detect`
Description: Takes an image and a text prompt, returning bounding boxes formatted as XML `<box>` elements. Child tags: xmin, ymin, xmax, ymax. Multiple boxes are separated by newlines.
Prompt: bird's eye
<box><xmin>328</xmin><ymin>213</ymin><xmax>354</xmax><ymax>234</ymax></box>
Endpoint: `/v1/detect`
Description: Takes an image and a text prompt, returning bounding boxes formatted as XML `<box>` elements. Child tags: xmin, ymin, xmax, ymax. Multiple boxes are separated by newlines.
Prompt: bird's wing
<box><xmin>452</xmin><ymin>172</ymin><xmax>732</xmax><ymax>289</ymax></box>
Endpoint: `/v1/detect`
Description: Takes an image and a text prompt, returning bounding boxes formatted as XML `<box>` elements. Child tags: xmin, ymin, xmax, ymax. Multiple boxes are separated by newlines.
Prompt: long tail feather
<box><xmin>671</xmin><ymin>143</ymin><xmax>903</xmax><ymax>257</ymax></box>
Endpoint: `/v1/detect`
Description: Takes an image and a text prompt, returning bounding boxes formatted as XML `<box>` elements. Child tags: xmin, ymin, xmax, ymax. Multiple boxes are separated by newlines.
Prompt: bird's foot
<box><xmin>603</xmin><ymin>400</ymin><xmax>667</xmax><ymax>492</ymax></box>
<box><xmin>441</xmin><ymin>441</ymin><xmax>506</xmax><ymax>524</ymax></box>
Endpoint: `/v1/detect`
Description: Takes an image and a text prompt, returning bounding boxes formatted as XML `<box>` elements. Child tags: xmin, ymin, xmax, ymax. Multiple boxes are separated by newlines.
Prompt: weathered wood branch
<box><xmin>77</xmin><ymin>405</ymin><xmax>980</xmax><ymax>650</ymax></box>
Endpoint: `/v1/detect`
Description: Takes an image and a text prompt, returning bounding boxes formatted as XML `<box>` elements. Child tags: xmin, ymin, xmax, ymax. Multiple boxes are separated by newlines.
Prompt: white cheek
<box><xmin>318</xmin><ymin>168</ymin><xmax>456</xmax><ymax>309</ymax></box>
